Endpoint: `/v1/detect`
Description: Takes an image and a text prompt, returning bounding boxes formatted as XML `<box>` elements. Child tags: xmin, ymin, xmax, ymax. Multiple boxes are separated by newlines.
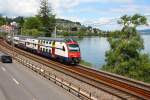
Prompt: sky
<box><xmin>0</xmin><ymin>0</ymin><xmax>150</xmax><ymax>30</ymax></box>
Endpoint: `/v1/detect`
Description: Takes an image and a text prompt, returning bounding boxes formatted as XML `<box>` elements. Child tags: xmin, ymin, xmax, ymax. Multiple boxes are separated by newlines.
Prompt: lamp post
<box><xmin>10</xmin><ymin>21</ymin><xmax>17</xmax><ymax>57</ymax></box>
<box><xmin>54</xmin><ymin>25</ymin><xmax>58</xmax><ymax>38</ymax></box>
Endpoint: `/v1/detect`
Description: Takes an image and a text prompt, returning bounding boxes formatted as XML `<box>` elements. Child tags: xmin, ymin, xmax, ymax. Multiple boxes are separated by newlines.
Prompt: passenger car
<box><xmin>0</xmin><ymin>54</ymin><xmax>13</xmax><ymax>63</ymax></box>
<box><xmin>7</xmin><ymin>35</ymin><xmax>81</xmax><ymax>65</ymax></box>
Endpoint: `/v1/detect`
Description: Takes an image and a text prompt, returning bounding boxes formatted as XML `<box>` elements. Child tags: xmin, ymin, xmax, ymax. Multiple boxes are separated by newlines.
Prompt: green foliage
<box><xmin>13</xmin><ymin>16</ymin><xmax>24</xmax><ymax>27</ymax></box>
<box><xmin>63</xmin><ymin>31</ymin><xmax>70</xmax><ymax>36</ymax></box>
<box><xmin>0</xmin><ymin>32</ymin><xmax>8</xmax><ymax>38</ymax></box>
<box><xmin>0</xmin><ymin>15</ymin><xmax>6</xmax><ymax>26</ymax></box>
<box><xmin>22</xmin><ymin>28</ymin><xmax>43</xmax><ymax>37</ymax></box>
<box><xmin>77</xmin><ymin>31</ymin><xmax>85</xmax><ymax>37</ymax></box>
<box><xmin>102</xmin><ymin>14</ymin><xmax>150</xmax><ymax>83</ymax></box>
<box><xmin>5</xmin><ymin>17</ymin><xmax>13</xmax><ymax>25</ymax></box>
<box><xmin>61</xmin><ymin>26</ymin><xmax>101</xmax><ymax>37</ymax></box>
<box><xmin>24</xmin><ymin>17</ymin><xmax>41</xmax><ymax>29</ymax></box>
<box><xmin>80</xmin><ymin>60</ymin><xmax>92</xmax><ymax>67</ymax></box>
<box><xmin>118</xmin><ymin>13</ymin><xmax>148</xmax><ymax>37</ymax></box>
<box><xmin>38</xmin><ymin>0</ymin><xmax>56</xmax><ymax>37</ymax></box>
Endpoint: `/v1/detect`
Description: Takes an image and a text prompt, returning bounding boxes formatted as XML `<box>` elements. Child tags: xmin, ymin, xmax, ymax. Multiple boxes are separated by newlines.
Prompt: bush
<box><xmin>22</xmin><ymin>29</ymin><xmax>43</xmax><ymax>37</ymax></box>
<box><xmin>102</xmin><ymin>14</ymin><xmax>150</xmax><ymax>83</ymax></box>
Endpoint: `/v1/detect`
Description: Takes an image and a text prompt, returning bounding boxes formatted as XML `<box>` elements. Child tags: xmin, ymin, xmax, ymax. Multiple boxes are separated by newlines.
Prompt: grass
<box><xmin>80</xmin><ymin>60</ymin><xmax>92</xmax><ymax>67</ymax></box>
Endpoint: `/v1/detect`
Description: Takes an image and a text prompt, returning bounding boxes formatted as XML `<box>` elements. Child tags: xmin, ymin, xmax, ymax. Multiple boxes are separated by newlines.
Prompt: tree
<box><xmin>5</xmin><ymin>16</ymin><xmax>13</xmax><ymax>25</ymax></box>
<box><xmin>118</xmin><ymin>14</ymin><xmax>148</xmax><ymax>37</ymax></box>
<box><xmin>13</xmin><ymin>16</ymin><xmax>25</xmax><ymax>35</ymax></box>
<box><xmin>24</xmin><ymin>17</ymin><xmax>41</xmax><ymax>29</ymax></box>
<box><xmin>103</xmin><ymin>14</ymin><xmax>150</xmax><ymax>83</ymax></box>
<box><xmin>0</xmin><ymin>15</ymin><xmax>6</xmax><ymax>26</ymax></box>
<box><xmin>22</xmin><ymin>29</ymin><xmax>43</xmax><ymax>37</ymax></box>
<box><xmin>38</xmin><ymin>0</ymin><xmax>56</xmax><ymax>37</ymax></box>
<box><xmin>22</xmin><ymin>17</ymin><xmax>42</xmax><ymax>37</ymax></box>
<box><xmin>13</xmin><ymin>16</ymin><xmax>24</xmax><ymax>27</ymax></box>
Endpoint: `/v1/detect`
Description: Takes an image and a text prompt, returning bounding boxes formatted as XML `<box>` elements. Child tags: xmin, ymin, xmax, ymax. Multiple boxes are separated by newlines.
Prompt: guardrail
<box><xmin>0</xmin><ymin>44</ymin><xmax>97</xmax><ymax>100</ymax></box>
<box><xmin>1</xmin><ymin>40</ymin><xmax>150</xmax><ymax>99</ymax></box>
<box><xmin>14</xmin><ymin>55</ymin><xmax>98</xmax><ymax>100</ymax></box>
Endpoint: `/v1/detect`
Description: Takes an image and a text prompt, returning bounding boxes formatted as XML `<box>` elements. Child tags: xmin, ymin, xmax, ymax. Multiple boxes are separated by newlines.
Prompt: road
<box><xmin>0</xmin><ymin>53</ymin><xmax>79</xmax><ymax>100</ymax></box>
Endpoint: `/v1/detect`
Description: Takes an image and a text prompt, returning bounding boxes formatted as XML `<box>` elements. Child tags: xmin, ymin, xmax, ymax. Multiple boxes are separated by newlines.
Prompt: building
<box><xmin>0</xmin><ymin>25</ymin><xmax>13</xmax><ymax>33</ymax></box>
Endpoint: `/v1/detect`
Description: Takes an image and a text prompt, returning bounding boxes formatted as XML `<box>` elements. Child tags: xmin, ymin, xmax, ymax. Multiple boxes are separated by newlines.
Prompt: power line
<box><xmin>83</xmin><ymin>15</ymin><xmax>150</xmax><ymax>27</ymax></box>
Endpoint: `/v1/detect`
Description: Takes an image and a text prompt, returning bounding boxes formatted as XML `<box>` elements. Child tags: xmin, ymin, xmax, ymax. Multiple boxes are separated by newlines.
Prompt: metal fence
<box><xmin>14</xmin><ymin>55</ymin><xmax>98</xmax><ymax>100</ymax></box>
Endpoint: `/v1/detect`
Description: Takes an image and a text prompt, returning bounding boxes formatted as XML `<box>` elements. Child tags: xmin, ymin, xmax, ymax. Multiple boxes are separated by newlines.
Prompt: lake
<box><xmin>77</xmin><ymin>34</ymin><xmax>150</xmax><ymax>69</ymax></box>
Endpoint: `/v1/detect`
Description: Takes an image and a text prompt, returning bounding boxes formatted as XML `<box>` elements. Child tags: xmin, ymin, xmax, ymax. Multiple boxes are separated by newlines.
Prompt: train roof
<box><xmin>38</xmin><ymin>37</ymin><xmax>64</xmax><ymax>42</ymax></box>
<box><xmin>14</xmin><ymin>35</ymin><xmax>35</xmax><ymax>39</ymax></box>
<box><xmin>9</xmin><ymin>35</ymin><xmax>77</xmax><ymax>43</ymax></box>
<box><xmin>37</xmin><ymin>37</ymin><xmax>77</xmax><ymax>43</ymax></box>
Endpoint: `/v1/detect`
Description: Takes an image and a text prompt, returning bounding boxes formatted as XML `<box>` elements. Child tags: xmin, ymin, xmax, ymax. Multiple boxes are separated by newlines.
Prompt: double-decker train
<box><xmin>6</xmin><ymin>35</ymin><xmax>81</xmax><ymax>64</ymax></box>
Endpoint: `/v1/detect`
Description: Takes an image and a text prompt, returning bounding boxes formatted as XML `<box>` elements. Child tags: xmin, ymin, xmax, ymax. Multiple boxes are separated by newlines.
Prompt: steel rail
<box><xmin>0</xmin><ymin>39</ymin><xmax>150</xmax><ymax>99</ymax></box>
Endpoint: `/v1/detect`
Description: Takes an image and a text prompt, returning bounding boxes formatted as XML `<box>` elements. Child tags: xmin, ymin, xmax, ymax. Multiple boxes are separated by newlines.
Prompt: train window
<box><xmin>68</xmin><ymin>44</ymin><xmax>80</xmax><ymax>52</ymax></box>
<box><xmin>46</xmin><ymin>49</ymin><xmax>48</xmax><ymax>52</ymax></box>
<box><xmin>43</xmin><ymin>48</ymin><xmax>45</xmax><ymax>52</ymax></box>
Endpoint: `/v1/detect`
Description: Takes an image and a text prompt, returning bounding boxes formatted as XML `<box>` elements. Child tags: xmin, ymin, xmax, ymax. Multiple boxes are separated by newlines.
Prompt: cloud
<box><xmin>110</xmin><ymin>5</ymin><xmax>150</xmax><ymax>15</ymax></box>
<box><xmin>0</xmin><ymin>0</ymin><xmax>134</xmax><ymax>17</ymax></box>
<box><xmin>49</xmin><ymin>0</ymin><xmax>134</xmax><ymax>15</ymax></box>
<box><xmin>0</xmin><ymin>0</ymin><xmax>40</xmax><ymax>17</ymax></box>
<box><xmin>82</xmin><ymin>15</ymin><xmax>150</xmax><ymax>31</ymax></box>
<box><xmin>0</xmin><ymin>0</ymin><xmax>150</xmax><ymax>30</ymax></box>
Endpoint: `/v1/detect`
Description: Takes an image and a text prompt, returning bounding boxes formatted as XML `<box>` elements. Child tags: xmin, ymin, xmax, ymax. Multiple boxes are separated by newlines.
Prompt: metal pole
<box><xmin>54</xmin><ymin>26</ymin><xmax>56</xmax><ymax>37</ymax></box>
<box><xmin>21</xmin><ymin>27</ymin><xmax>22</xmax><ymax>35</ymax></box>
<box><xmin>11</xmin><ymin>27</ymin><xmax>14</xmax><ymax>57</ymax></box>
<box><xmin>13</xmin><ymin>28</ymin><xmax>14</xmax><ymax>56</ymax></box>
<box><xmin>10</xmin><ymin>21</ymin><xmax>17</xmax><ymax>57</ymax></box>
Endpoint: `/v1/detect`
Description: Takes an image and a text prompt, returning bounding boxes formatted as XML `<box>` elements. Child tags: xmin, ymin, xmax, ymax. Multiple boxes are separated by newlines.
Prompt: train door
<box><xmin>52</xmin><ymin>41</ymin><xmax>56</xmax><ymax>57</ymax></box>
<box><xmin>37</xmin><ymin>40</ymin><xmax>40</xmax><ymax>54</ymax></box>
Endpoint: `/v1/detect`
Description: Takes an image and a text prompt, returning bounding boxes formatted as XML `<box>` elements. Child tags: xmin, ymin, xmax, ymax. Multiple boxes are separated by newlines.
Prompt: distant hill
<box><xmin>55</xmin><ymin>18</ymin><xmax>102</xmax><ymax>34</ymax></box>
<box><xmin>56</xmin><ymin>18</ymin><xmax>81</xmax><ymax>29</ymax></box>
<box><xmin>138</xmin><ymin>29</ymin><xmax>150</xmax><ymax>34</ymax></box>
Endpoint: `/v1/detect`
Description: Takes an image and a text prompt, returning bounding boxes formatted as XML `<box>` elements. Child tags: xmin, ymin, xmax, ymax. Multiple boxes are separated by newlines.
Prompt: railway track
<box><xmin>0</xmin><ymin>39</ymin><xmax>150</xmax><ymax>100</ymax></box>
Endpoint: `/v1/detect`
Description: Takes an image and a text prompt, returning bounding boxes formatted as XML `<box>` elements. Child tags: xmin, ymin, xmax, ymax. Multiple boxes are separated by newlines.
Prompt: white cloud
<box><xmin>49</xmin><ymin>0</ymin><xmax>134</xmax><ymax>15</ymax></box>
<box><xmin>56</xmin><ymin>15</ymin><xmax>83</xmax><ymax>22</ymax></box>
<box><xmin>0</xmin><ymin>0</ymin><xmax>134</xmax><ymax>17</ymax></box>
<box><xmin>0</xmin><ymin>0</ymin><xmax>40</xmax><ymax>17</ymax></box>
<box><xmin>1</xmin><ymin>0</ymin><xmax>150</xmax><ymax>30</ymax></box>
<box><xmin>82</xmin><ymin>17</ymin><xmax>121</xmax><ymax>30</ymax></box>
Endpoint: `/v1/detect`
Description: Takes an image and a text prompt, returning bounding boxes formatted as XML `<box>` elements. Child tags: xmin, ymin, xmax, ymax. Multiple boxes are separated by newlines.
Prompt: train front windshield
<box><xmin>68</xmin><ymin>44</ymin><xmax>80</xmax><ymax>52</ymax></box>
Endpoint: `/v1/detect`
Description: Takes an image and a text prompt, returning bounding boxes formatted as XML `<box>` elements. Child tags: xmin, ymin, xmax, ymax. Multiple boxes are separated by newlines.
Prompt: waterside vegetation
<box><xmin>102</xmin><ymin>14</ymin><xmax>150</xmax><ymax>83</ymax></box>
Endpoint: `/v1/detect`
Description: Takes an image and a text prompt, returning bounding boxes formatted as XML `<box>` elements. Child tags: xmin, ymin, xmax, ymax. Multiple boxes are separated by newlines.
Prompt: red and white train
<box><xmin>7</xmin><ymin>35</ymin><xmax>81</xmax><ymax>64</ymax></box>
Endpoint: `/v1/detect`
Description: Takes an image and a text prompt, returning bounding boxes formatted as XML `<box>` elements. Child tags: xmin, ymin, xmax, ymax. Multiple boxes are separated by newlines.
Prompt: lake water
<box><xmin>77</xmin><ymin>35</ymin><xmax>150</xmax><ymax>69</ymax></box>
